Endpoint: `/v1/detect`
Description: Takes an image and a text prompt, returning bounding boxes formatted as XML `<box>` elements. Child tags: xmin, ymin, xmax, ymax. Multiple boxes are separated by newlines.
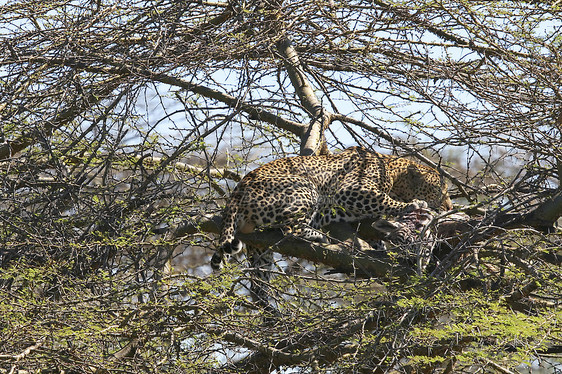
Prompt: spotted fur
<box><xmin>372</xmin><ymin>208</ymin><xmax>436</xmax><ymax>273</ymax></box>
<box><xmin>211</xmin><ymin>146</ymin><xmax>452</xmax><ymax>270</ymax></box>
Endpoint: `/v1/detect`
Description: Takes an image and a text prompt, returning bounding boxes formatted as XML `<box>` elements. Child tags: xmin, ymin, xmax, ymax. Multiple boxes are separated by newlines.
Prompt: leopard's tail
<box><xmin>211</xmin><ymin>203</ymin><xmax>243</xmax><ymax>270</ymax></box>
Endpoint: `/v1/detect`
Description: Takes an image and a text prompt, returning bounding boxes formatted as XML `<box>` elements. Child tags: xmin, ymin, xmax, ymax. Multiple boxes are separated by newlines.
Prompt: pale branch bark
<box><xmin>174</xmin><ymin>214</ymin><xmax>223</xmax><ymax>238</ymax></box>
<box><xmin>0</xmin><ymin>337</ymin><xmax>45</xmax><ymax>362</ymax></box>
<box><xmin>132</xmin><ymin>154</ymin><xmax>241</xmax><ymax>196</ymax></box>
<box><xmin>135</xmin><ymin>155</ymin><xmax>242</xmax><ymax>182</ymax></box>
<box><xmin>276</xmin><ymin>38</ymin><xmax>322</xmax><ymax>117</ymax></box>
<box><xmin>277</xmin><ymin>37</ymin><xmax>332</xmax><ymax>156</ymax></box>
<box><xmin>1</xmin><ymin>154</ymin><xmax>241</xmax><ymax>199</ymax></box>
<box><xmin>112</xmin><ymin>338</ymin><xmax>140</xmax><ymax>360</ymax></box>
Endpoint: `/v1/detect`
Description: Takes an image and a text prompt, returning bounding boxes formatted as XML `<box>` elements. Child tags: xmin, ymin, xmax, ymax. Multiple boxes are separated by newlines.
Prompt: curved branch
<box><xmin>152</xmin><ymin>73</ymin><xmax>307</xmax><ymax>136</ymax></box>
<box><xmin>6</xmin><ymin>55</ymin><xmax>308</xmax><ymax>138</ymax></box>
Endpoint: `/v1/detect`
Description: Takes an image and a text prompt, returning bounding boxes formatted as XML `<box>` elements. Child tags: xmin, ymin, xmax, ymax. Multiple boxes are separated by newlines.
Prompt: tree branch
<box><xmin>6</xmin><ymin>55</ymin><xmax>308</xmax><ymax>139</ymax></box>
<box><xmin>176</xmin><ymin>215</ymin><xmax>410</xmax><ymax>278</ymax></box>
<box><xmin>523</xmin><ymin>190</ymin><xmax>562</xmax><ymax>227</ymax></box>
<box><xmin>181</xmin><ymin>197</ymin><xmax>562</xmax><ymax>279</ymax></box>
<box><xmin>152</xmin><ymin>73</ymin><xmax>307</xmax><ymax>137</ymax></box>
<box><xmin>370</xmin><ymin>0</ymin><xmax>531</xmax><ymax>59</ymax></box>
<box><xmin>0</xmin><ymin>78</ymin><xmax>122</xmax><ymax>160</ymax></box>
<box><xmin>277</xmin><ymin>37</ymin><xmax>332</xmax><ymax>155</ymax></box>
<box><xmin>238</xmin><ymin>231</ymin><xmax>407</xmax><ymax>278</ymax></box>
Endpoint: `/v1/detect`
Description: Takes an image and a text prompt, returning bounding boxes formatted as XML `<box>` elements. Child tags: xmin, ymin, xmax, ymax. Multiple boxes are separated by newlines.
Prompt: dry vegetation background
<box><xmin>0</xmin><ymin>0</ymin><xmax>561</xmax><ymax>373</ymax></box>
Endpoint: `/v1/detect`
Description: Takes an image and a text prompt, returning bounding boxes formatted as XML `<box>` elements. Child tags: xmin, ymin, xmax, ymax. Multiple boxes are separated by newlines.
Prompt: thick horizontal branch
<box><xmin>523</xmin><ymin>190</ymin><xmax>562</xmax><ymax>226</ymax></box>
<box><xmin>238</xmin><ymin>231</ymin><xmax>407</xmax><ymax>278</ymax></box>
<box><xmin>474</xmin><ymin>192</ymin><xmax>562</xmax><ymax>237</ymax></box>
<box><xmin>179</xmin><ymin>196</ymin><xmax>562</xmax><ymax>277</ymax></box>
<box><xmin>176</xmin><ymin>215</ymin><xmax>410</xmax><ymax>278</ymax></box>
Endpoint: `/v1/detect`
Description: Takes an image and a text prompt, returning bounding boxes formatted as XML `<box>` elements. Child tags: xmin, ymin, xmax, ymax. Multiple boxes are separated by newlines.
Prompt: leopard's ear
<box><xmin>372</xmin><ymin>219</ymin><xmax>399</xmax><ymax>234</ymax></box>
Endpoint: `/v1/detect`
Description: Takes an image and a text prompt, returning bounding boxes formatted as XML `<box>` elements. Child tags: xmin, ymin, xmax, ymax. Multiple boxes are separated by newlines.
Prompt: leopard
<box><xmin>211</xmin><ymin>146</ymin><xmax>452</xmax><ymax>271</ymax></box>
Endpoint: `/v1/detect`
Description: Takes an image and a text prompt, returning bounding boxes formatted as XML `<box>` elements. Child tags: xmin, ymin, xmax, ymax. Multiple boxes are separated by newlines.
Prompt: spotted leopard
<box><xmin>212</xmin><ymin>146</ymin><xmax>452</xmax><ymax>270</ymax></box>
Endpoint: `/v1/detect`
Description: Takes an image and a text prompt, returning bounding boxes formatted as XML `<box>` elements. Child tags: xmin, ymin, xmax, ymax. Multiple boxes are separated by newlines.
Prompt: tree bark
<box><xmin>277</xmin><ymin>36</ymin><xmax>332</xmax><ymax>155</ymax></box>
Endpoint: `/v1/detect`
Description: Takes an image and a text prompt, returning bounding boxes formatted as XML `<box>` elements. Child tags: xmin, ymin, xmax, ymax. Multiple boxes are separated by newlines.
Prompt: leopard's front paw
<box><xmin>404</xmin><ymin>199</ymin><xmax>428</xmax><ymax>212</ymax></box>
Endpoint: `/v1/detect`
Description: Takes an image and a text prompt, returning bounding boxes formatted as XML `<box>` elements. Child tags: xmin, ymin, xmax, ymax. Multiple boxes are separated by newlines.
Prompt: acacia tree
<box><xmin>0</xmin><ymin>0</ymin><xmax>561</xmax><ymax>373</ymax></box>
